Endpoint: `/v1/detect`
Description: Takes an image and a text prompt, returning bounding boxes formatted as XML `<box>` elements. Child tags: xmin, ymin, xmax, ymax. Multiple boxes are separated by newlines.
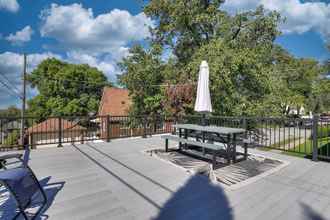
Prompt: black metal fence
<box><xmin>0</xmin><ymin>115</ymin><xmax>175</xmax><ymax>151</ymax></box>
<box><xmin>181</xmin><ymin>115</ymin><xmax>330</xmax><ymax>161</ymax></box>
<box><xmin>1</xmin><ymin>114</ymin><xmax>329</xmax><ymax>161</ymax></box>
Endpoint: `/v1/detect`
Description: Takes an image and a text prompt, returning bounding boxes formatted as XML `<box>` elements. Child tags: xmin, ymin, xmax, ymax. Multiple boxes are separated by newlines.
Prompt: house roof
<box><xmin>98</xmin><ymin>87</ymin><xmax>131</xmax><ymax>116</ymax></box>
<box><xmin>27</xmin><ymin>118</ymin><xmax>86</xmax><ymax>134</ymax></box>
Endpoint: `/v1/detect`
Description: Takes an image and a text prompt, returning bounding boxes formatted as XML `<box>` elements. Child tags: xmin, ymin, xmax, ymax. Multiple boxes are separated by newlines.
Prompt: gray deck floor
<box><xmin>2</xmin><ymin>136</ymin><xmax>330</xmax><ymax>220</ymax></box>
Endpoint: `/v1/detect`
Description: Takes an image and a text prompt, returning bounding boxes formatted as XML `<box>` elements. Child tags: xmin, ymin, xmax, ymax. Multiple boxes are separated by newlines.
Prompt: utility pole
<box><xmin>20</xmin><ymin>54</ymin><xmax>27</xmax><ymax>147</ymax></box>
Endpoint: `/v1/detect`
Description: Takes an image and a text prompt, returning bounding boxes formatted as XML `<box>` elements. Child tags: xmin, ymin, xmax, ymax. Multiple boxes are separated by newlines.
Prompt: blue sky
<box><xmin>0</xmin><ymin>0</ymin><xmax>329</xmax><ymax>109</ymax></box>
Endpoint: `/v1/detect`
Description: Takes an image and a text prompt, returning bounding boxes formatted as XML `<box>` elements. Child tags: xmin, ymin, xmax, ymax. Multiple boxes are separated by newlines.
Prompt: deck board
<box><xmin>1</xmin><ymin>136</ymin><xmax>330</xmax><ymax>220</ymax></box>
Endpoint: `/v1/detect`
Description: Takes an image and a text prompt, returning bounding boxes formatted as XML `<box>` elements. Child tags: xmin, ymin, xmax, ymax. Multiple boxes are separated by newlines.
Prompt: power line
<box><xmin>0</xmin><ymin>72</ymin><xmax>21</xmax><ymax>95</ymax></box>
<box><xmin>36</xmin><ymin>74</ymin><xmax>110</xmax><ymax>87</ymax></box>
<box><xmin>0</xmin><ymin>78</ymin><xmax>22</xmax><ymax>99</ymax></box>
<box><xmin>0</xmin><ymin>77</ymin><xmax>22</xmax><ymax>98</ymax></box>
<box><xmin>39</xmin><ymin>74</ymin><xmax>195</xmax><ymax>88</ymax></box>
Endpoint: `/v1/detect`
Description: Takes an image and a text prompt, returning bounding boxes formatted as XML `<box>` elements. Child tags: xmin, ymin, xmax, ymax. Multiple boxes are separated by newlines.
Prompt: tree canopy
<box><xmin>27</xmin><ymin>58</ymin><xmax>110</xmax><ymax>120</ymax></box>
<box><xmin>119</xmin><ymin>0</ymin><xmax>327</xmax><ymax>117</ymax></box>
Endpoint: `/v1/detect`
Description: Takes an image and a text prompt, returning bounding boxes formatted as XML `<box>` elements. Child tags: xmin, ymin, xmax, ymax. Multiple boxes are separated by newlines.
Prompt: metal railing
<box><xmin>1</xmin><ymin>114</ymin><xmax>329</xmax><ymax>161</ymax></box>
<box><xmin>0</xmin><ymin>115</ymin><xmax>175</xmax><ymax>151</ymax></box>
<box><xmin>181</xmin><ymin>115</ymin><xmax>330</xmax><ymax>161</ymax></box>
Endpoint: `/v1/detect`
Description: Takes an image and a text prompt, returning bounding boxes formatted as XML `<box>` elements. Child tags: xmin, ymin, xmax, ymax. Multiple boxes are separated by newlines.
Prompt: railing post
<box><xmin>172</xmin><ymin>116</ymin><xmax>177</xmax><ymax>135</ymax></box>
<box><xmin>106</xmin><ymin>115</ymin><xmax>111</xmax><ymax>142</ymax></box>
<box><xmin>0</xmin><ymin>119</ymin><xmax>2</xmax><ymax>144</ymax></box>
<box><xmin>80</xmin><ymin>130</ymin><xmax>84</xmax><ymax>144</ymax></box>
<box><xmin>142</xmin><ymin>115</ymin><xmax>147</xmax><ymax>138</ymax></box>
<box><xmin>312</xmin><ymin>114</ymin><xmax>319</xmax><ymax>161</ymax></box>
<box><xmin>58</xmin><ymin>117</ymin><xmax>63</xmax><ymax>148</ymax></box>
<box><xmin>30</xmin><ymin>133</ymin><xmax>35</xmax><ymax>149</ymax></box>
<box><xmin>242</xmin><ymin>117</ymin><xmax>247</xmax><ymax>139</ymax></box>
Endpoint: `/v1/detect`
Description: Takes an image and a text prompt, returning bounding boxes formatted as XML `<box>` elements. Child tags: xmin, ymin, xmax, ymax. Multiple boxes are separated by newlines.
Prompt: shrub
<box><xmin>318</xmin><ymin>126</ymin><xmax>330</xmax><ymax>139</ymax></box>
<box><xmin>3</xmin><ymin>130</ymin><xmax>20</xmax><ymax>146</ymax></box>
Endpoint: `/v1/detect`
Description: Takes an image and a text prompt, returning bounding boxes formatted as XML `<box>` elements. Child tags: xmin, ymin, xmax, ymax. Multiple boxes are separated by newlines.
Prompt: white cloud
<box><xmin>0</xmin><ymin>0</ymin><xmax>19</xmax><ymax>13</ymax></box>
<box><xmin>0</xmin><ymin>52</ymin><xmax>61</xmax><ymax>80</ymax></box>
<box><xmin>37</xmin><ymin>3</ymin><xmax>152</xmax><ymax>82</ymax></box>
<box><xmin>40</xmin><ymin>3</ymin><xmax>153</xmax><ymax>54</ymax></box>
<box><xmin>6</xmin><ymin>26</ymin><xmax>34</xmax><ymax>46</ymax></box>
<box><xmin>222</xmin><ymin>0</ymin><xmax>330</xmax><ymax>37</ymax></box>
<box><xmin>66</xmin><ymin>51</ymin><xmax>120</xmax><ymax>82</ymax></box>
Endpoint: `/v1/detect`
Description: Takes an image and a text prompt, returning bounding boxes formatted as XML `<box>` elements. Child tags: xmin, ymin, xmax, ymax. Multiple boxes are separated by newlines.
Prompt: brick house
<box><xmin>98</xmin><ymin>87</ymin><xmax>132</xmax><ymax>139</ymax></box>
<box><xmin>99</xmin><ymin>87</ymin><xmax>131</xmax><ymax>116</ymax></box>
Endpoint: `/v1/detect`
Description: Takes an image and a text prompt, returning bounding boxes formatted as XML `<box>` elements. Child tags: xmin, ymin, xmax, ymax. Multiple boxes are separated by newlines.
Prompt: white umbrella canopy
<box><xmin>194</xmin><ymin>60</ymin><xmax>212</xmax><ymax>113</ymax></box>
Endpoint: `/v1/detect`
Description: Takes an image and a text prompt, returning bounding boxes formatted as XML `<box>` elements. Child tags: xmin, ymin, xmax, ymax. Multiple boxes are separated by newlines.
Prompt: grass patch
<box><xmin>269</xmin><ymin>137</ymin><xmax>296</xmax><ymax>149</ymax></box>
<box><xmin>282</xmin><ymin>137</ymin><xmax>330</xmax><ymax>158</ymax></box>
<box><xmin>256</xmin><ymin>137</ymin><xmax>301</xmax><ymax>152</ymax></box>
<box><xmin>257</xmin><ymin>135</ymin><xmax>330</xmax><ymax>158</ymax></box>
<box><xmin>318</xmin><ymin>126</ymin><xmax>330</xmax><ymax>139</ymax></box>
<box><xmin>282</xmin><ymin>151</ymin><xmax>308</xmax><ymax>158</ymax></box>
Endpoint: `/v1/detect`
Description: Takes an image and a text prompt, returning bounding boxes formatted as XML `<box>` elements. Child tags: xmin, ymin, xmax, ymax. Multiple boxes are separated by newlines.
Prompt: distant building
<box><xmin>0</xmin><ymin>120</ymin><xmax>21</xmax><ymax>144</ymax></box>
<box><xmin>27</xmin><ymin>118</ymin><xmax>86</xmax><ymax>147</ymax></box>
<box><xmin>98</xmin><ymin>87</ymin><xmax>131</xmax><ymax>116</ymax></box>
<box><xmin>98</xmin><ymin>87</ymin><xmax>132</xmax><ymax>139</ymax></box>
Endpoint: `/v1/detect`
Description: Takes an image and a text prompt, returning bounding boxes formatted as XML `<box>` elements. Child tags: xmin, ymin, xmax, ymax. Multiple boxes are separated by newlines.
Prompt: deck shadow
<box><xmin>85</xmin><ymin>143</ymin><xmax>174</xmax><ymax>193</ymax></box>
<box><xmin>73</xmin><ymin>143</ymin><xmax>232</xmax><ymax>219</ymax></box>
<box><xmin>301</xmin><ymin>203</ymin><xmax>326</xmax><ymax>220</ymax></box>
<box><xmin>155</xmin><ymin>174</ymin><xmax>232</xmax><ymax>220</ymax></box>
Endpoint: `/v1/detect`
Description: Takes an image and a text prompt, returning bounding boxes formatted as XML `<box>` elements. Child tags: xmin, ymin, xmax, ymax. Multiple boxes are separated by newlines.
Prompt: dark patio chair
<box><xmin>0</xmin><ymin>154</ymin><xmax>47</xmax><ymax>220</ymax></box>
<box><xmin>0</xmin><ymin>153</ymin><xmax>24</xmax><ymax>170</ymax></box>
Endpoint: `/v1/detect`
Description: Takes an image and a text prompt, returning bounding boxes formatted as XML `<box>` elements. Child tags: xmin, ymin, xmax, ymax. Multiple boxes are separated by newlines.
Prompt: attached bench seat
<box><xmin>161</xmin><ymin>134</ymin><xmax>249</xmax><ymax>167</ymax></box>
<box><xmin>161</xmin><ymin>135</ymin><xmax>226</xmax><ymax>152</ymax></box>
<box><xmin>161</xmin><ymin>135</ymin><xmax>228</xmax><ymax>168</ymax></box>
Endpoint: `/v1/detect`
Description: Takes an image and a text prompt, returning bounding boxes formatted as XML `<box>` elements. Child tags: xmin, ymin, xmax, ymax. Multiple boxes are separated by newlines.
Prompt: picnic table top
<box><xmin>173</xmin><ymin>123</ymin><xmax>245</xmax><ymax>135</ymax></box>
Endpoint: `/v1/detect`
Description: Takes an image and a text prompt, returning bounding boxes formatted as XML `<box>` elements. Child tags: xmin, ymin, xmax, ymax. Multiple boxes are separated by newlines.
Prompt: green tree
<box><xmin>144</xmin><ymin>0</ymin><xmax>225</xmax><ymax>64</ymax></box>
<box><xmin>136</xmin><ymin>1</ymin><xmax>282</xmax><ymax>116</ymax></box>
<box><xmin>118</xmin><ymin>45</ymin><xmax>164</xmax><ymax>117</ymax></box>
<box><xmin>3</xmin><ymin>130</ymin><xmax>20</xmax><ymax>146</ymax></box>
<box><xmin>271</xmin><ymin>46</ymin><xmax>323</xmax><ymax>113</ymax></box>
<box><xmin>120</xmin><ymin>0</ymin><xmax>323</xmax><ymax>117</ymax></box>
<box><xmin>0</xmin><ymin>106</ymin><xmax>21</xmax><ymax>117</ymax></box>
<box><xmin>186</xmin><ymin>39</ymin><xmax>275</xmax><ymax>116</ymax></box>
<box><xmin>27</xmin><ymin>58</ymin><xmax>110</xmax><ymax>120</ymax></box>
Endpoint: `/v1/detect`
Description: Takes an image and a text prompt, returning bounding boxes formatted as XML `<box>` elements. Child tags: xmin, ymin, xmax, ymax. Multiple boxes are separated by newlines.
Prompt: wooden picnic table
<box><xmin>173</xmin><ymin>124</ymin><xmax>246</xmax><ymax>163</ymax></box>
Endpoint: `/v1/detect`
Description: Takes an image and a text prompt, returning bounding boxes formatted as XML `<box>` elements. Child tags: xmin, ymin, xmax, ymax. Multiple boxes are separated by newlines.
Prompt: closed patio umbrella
<box><xmin>194</xmin><ymin>61</ymin><xmax>212</xmax><ymax>125</ymax></box>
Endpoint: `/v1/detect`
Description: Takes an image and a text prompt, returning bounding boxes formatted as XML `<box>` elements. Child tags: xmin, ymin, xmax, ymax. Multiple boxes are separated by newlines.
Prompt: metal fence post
<box><xmin>106</xmin><ymin>115</ymin><xmax>111</xmax><ymax>142</ymax></box>
<box><xmin>30</xmin><ymin>133</ymin><xmax>34</xmax><ymax>149</ymax></box>
<box><xmin>58</xmin><ymin>117</ymin><xmax>63</xmax><ymax>148</ymax></box>
<box><xmin>80</xmin><ymin>130</ymin><xmax>84</xmax><ymax>144</ymax></box>
<box><xmin>172</xmin><ymin>116</ymin><xmax>177</xmax><ymax>135</ymax></box>
<box><xmin>312</xmin><ymin>114</ymin><xmax>319</xmax><ymax>161</ymax></box>
<box><xmin>0</xmin><ymin>119</ymin><xmax>2</xmax><ymax>144</ymax></box>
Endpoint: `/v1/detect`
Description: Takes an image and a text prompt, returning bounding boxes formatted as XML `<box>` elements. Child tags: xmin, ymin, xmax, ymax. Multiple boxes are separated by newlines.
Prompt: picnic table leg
<box><xmin>202</xmin><ymin>131</ymin><xmax>206</xmax><ymax>155</ymax></box>
<box><xmin>244</xmin><ymin>143</ymin><xmax>248</xmax><ymax>160</ymax></box>
<box><xmin>233</xmin><ymin>134</ymin><xmax>237</xmax><ymax>163</ymax></box>
<box><xmin>226</xmin><ymin>134</ymin><xmax>231</xmax><ymax>164</ymax></box>
<box><xmin>184</xmin><ymin>129</ymin><xmax>188</xmax><ymax>149</ymax></box>
<box><xmin>212</xmin><ymin>151</ymin><xmax>216</xmax><ymax>169</ymax></box>
<box><xmin>179</xmin><ymin>128</ymin><xmax>182</xmax><ymax>151</ymax></box>
<box><xmin>165</xmin><ymin>139</ymin><xmax>168</xmax><ymax>152</ymax></box>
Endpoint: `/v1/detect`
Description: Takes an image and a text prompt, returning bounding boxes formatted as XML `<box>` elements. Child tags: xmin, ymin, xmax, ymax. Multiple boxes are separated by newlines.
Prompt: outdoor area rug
<box><xmin>145</xmin><ymin>149</ymin><xmax>288</xmax><ymax>190</ymax></box>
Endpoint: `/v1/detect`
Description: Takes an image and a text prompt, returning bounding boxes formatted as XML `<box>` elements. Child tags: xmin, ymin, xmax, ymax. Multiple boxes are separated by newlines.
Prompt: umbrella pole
<box><xmin>202</xmin><ymin>113</ymin><xmax>206</xmax><ymax>126</ymax></box>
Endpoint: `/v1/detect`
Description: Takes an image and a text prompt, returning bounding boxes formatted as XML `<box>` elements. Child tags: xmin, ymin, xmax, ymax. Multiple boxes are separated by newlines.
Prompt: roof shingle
<box><xmin>98</xmin><ymin>87</ymin><xmax>131</xmax><ymax>116</ymax></box>
<box><xmin>27</xmin><ymin>118</ymin><xmax>86</xmax><ymax>134</ymax></box>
